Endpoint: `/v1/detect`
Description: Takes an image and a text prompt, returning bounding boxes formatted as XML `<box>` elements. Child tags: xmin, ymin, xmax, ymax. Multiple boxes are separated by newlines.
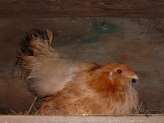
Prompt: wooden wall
<box><xmin>0</xmin><ymin>0</ymin><xmax>164</xmax><ymax>18</ymax></box>
<box><xmin>0</xmin><ymin>0</ymin><xmax>164</xmax><ymax>114</ymax></box>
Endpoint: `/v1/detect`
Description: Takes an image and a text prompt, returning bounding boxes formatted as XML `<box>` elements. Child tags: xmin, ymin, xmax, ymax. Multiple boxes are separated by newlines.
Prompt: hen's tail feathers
<box><xmin>14</xmin><ymin>29</ymin><xmax>54</xmax><ymax>79</ymax></box>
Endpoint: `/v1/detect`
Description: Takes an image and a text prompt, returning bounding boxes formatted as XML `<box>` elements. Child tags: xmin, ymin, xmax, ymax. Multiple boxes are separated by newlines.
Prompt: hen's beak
<box><xmin>129</xmin><ymin>74</ymin><xmax>139</xmax><ymax>84</ymax></box>
<box><xmin>131</xmin><ymin>74</ymin><xmax>139</xmax><ymax>80</ymax></box>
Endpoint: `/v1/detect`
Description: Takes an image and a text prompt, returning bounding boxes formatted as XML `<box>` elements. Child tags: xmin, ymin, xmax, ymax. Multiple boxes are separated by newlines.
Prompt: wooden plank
<box><xmin>0</xmin><ymin>0</ymin><xmax>164</xmax><ymax>18</ymax></box>
<box><xmin>0</xmin><ymin>115</ymin><xmax>164</xmax><ymax>123</ymax></box>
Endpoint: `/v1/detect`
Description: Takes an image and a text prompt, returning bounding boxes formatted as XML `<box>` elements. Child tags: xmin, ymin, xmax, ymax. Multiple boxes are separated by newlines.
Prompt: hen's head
<box><xmin>88</xmin><ymin>63</ymin><xmax>139</xmax><ymax>96</ymax></box>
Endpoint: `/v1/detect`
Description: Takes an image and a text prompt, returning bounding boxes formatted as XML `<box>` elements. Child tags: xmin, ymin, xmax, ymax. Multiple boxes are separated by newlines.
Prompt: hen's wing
<box><xmin>15</xmin><ymin>29</ymin><xmax>98</xmax><ymax>97</ymax></box>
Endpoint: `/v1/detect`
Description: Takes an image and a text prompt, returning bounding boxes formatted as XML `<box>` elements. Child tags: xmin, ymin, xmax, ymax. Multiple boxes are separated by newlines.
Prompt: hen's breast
<box><xmin>38</xmin><ymin>66</ymin><xmax>139</xmax><ymax>115</ymax></box>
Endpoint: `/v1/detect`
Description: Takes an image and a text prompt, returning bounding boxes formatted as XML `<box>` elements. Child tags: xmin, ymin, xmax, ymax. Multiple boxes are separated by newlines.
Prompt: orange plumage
<box><xmin>16</xmin><ymin>29</ymin><xmax>139</xmax><ymax>115</ymax></box>
<box><xmin>39</xmin><ymin>64</ymin><xmax>139</xmax><ymax>115</ymax></box>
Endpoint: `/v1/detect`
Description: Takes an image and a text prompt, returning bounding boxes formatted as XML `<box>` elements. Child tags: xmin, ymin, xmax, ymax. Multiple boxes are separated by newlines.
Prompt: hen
<box><xmin>16</xmin><ymin>29</ymin><xmax>139</xmax><ymax>115</ymax></box>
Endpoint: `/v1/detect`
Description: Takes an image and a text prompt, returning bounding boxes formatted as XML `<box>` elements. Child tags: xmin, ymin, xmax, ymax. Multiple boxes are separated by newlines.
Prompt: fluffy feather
<box><xmin>39</xmin><ymin>64</ymin><xmax>139</xmax><ymax>115</ymax></box>
<box><xmin>16</xmin><ymin>29</ymin><xmax>139</xmax><ymax>115</ymax></box>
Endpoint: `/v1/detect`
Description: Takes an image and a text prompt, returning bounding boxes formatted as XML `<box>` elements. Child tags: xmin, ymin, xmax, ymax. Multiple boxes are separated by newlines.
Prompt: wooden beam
<box><xmin>0</xmin><ymin>0</ymin><xmax>164</xmax><ymax>18</ymax></box>
<box><xmin>0</xmin><ymin>115</ymin><xmax>164</xmax><ymax>123</ymax></box>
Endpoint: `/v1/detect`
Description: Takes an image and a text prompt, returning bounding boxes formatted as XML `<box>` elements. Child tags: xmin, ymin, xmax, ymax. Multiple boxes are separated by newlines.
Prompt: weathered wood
<box><xmin>0</xmin><ymin>0</ymin><xmax>164</xmax><ymax>18</ymax></box>
<box><xmin>0</xmin><ymin>115</ymin><xmax>164</xmax><ymax>123</ymax></box>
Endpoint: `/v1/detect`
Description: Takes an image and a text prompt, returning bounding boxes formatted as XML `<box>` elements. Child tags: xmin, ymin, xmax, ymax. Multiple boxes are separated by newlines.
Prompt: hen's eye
<box><xmin>117</xmin><ymin>69</ymin><xmax>122</xmax><ymax>74</ymax></box>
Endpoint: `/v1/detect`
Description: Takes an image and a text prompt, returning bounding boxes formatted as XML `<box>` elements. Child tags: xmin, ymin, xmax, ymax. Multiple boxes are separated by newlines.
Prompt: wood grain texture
<box><xmin>0</xmin><ymin>0</ymin><xmax>164</xmax><ymax>18</ymax></box>
<box><xmin>0</xmin><ymin>115</ymin><xmax>164</xmax><ymax>123</ymax></box>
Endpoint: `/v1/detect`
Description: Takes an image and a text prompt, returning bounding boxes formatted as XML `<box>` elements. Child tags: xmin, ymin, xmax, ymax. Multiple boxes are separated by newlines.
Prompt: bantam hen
<box><xmin>16</xmin><ymin>29</ymin><xmax>139</xmax><ymax>115</ymax></box>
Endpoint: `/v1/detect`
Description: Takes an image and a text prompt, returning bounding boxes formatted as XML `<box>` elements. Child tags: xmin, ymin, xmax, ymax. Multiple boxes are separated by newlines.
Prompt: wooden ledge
<box><xmin>0</xmin><ymin>0</ymin><xmax>164</xmax><ymax>18</ymax></box>
<box><xmin>0</xmin><ymin>115</ymin><xmax>164</xmax><ymax>123</ymax></box>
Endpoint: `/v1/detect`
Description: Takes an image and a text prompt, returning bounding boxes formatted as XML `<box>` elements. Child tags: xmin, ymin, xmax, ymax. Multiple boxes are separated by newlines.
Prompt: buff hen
<box><xmin>16</xmin><ymin>29</ymin><xmax>139</xmax><ymax>115</ymax></box>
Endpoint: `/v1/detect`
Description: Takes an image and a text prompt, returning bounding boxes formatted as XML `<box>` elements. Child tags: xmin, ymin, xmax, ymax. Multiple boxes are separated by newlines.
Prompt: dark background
<box><xmin>0</xmin><ymin>0</ymin><xmax>164</xmax><ymax>114</ymax></box>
